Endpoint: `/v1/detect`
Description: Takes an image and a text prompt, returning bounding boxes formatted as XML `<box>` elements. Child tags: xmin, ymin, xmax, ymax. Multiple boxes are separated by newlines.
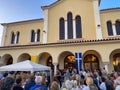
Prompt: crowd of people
<box><xmin>0</xmin><ymin>67</ymin><xmax>120</xmax><ymax>90</ymax></box>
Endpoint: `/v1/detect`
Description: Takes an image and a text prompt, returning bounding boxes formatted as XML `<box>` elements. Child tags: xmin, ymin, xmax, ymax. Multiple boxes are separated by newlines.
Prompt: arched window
<box><xmin>67</xmin><ymin>12</ymin><xmax>73</xmax><ymax>39</ymax></box>
<box><xmin>75</xmin><ymin>15</ymin><xmax>82</xmax><ymax>38</ymax></box>
<box><xmin>11</xmin><ymin>32</ymin><xmax>15</xmax><ymax>44</ymax></box>
<box><xmin>37</xmin><ymin>29</ymin><xmax>40</xmax><ymax>42</ymax></box>
<box><xmin>59</xmin><ymin>18</ymin><xmax>65</xmax><ymax>40</ymax></box>
<box><xmin>115</xmin><ymin>20</ymin><xmax>120</xmax><ymax>35</ymax></box>
<box><xmin>107</xmin><ymin>21</ymin><xmax>113</xmax><ymax>36</ymax></box>
<box><xmin>31</xmin><ymin>30</ymin><xmax>35</xmax><ymax>42</ymax></box>
<box><xmin>16</xmin><ymin>31</ymin><xmax>20</xmax><ymax>43</ymax></box>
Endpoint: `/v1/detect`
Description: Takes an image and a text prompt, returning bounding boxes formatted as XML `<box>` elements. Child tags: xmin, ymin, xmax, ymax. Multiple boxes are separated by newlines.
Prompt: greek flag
<box><xmin>75</xmin><ymin>52</ymin><xmax>82</xmax><ymax>73</ymax></box>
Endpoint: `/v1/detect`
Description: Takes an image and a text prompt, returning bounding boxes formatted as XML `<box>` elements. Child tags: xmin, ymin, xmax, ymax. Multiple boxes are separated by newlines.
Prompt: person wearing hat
<box><xmin>30</xmin><ymin>76</ymin><xmax>48</xmax><ymax>90</ymax></box>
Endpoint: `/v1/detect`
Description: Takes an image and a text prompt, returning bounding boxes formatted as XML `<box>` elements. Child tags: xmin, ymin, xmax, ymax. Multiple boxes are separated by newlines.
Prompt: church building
<box><xmin>0</xmin><ymin>0</ymin><xmax>120</xmax><ymax>74</ymax></box>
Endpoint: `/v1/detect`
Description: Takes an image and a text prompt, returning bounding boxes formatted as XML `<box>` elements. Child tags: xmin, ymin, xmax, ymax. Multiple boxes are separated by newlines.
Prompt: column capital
<box><xmin>53</xmin><ymin>63</ymin><xmax>58</xmax><ymax>66</ymax></box>
<box><xmin>103</xmin><ymin>62</ymin><xmax>109</xmax><ymax>65</ymax></box>
<box><xmin>53</xmin><ymin>63</ymin><xmax>58</xmax><ymax>76</ymax></box>
<box><xmin>113</xmin><ymin>23</ymin><xmax>116</xmax><ymax>25</ymax></box>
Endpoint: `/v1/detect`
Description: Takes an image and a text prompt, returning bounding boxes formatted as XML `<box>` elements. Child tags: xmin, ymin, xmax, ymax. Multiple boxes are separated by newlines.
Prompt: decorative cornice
<box><xmin>1</xmin><ymin>18</ymin><xmax>44</xmax><ymax>26</ymax></box>
<box><xmin>0</xmin><ymin>38</ymin><xmax>120</xmax><ymax>50</ymax></box>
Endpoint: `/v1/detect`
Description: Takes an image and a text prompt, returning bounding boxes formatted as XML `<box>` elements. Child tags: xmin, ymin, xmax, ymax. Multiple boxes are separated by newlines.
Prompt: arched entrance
<box><xmin>47</xmin><ymin>56</ymin><xmax>53</xmax><ymax>68</ymax></box>
<box><xmin>64</xmin><ymin>55</ymin><xmax>75</xmax><ymax>69</ymax></box>
<box><xmin>18</xmin><ymin>53</ymin><xmax>31</xmax><ymax>62</ymax></box>
<box><xmin>83</xmin><ymin>54</ymin><xmax>99</xmax><ymax>71</ymax></box>
<box><xmin>113</xmin><ymin>53</ymin><xmax>120</xmax><ymax>72</ymax></box>
<box><xmin>110</xmin><ymin>49</ymin><xmax>120</xmax><ymax>72</ymax></box>
<box><xmin>2</xmin><ymin>54</ymin><xmax>13</xmax><ymax>65</ymax></box>
<box><xmin>38</xmin><ymin>52</ymin><xmax>53</xmax><ymax>69</ymax></box>
<box><xmin>58</xmin><ymin>51</ymin><xmax>75</xmax><ymax>69</ymax></box>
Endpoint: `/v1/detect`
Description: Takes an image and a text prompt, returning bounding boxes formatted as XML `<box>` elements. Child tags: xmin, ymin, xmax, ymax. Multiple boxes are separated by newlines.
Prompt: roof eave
<box><xmin>41</xmin><ymin>0</ymin><xmax>62</xmax><ymax>10</ymax></box>
<box><xmin>41</xmin><ymin>0</ymin><xmax>101</xmax><ymax>10</ymax></box>
<box><xmin>1</xmin><ymin>18</ymin><xmax>44</xmax><ymax>26</ymax></box>
<box><xmin>41</xmin><ymin>6</ymin><xmax>49</xmax><ymax>10</ymax></box>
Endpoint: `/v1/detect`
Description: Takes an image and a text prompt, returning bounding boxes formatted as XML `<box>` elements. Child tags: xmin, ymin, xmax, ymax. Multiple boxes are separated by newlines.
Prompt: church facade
<box><xmin>0</xmin><ymin>0</ymin><xmax>120</xmax><ymax>73</ymax></box>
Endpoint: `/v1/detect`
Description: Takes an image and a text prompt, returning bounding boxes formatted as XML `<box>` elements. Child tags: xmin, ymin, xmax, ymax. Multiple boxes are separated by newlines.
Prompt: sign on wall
<box><xmin>31</xmin><ymin>56</ymin><xmax>37</xmax><ymax>63</ymax></box>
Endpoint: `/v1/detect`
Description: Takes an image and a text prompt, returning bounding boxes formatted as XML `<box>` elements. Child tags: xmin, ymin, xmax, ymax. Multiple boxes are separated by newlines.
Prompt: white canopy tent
<box><xmin>0</xmin><ymin>60</ymin><xmax>52</xmax><ymax>82</ymax></box>
<box><xmin>0</xmin><ymin>60</ymin><xmax>51</xmax><ymax>72</ymax></box>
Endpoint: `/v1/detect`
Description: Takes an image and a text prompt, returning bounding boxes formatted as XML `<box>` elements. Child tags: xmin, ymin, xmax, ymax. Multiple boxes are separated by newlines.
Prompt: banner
<box><xmin>31</xmin><ymin>56</ymin><xmax>37</xmax><ymax>63</ymax></box>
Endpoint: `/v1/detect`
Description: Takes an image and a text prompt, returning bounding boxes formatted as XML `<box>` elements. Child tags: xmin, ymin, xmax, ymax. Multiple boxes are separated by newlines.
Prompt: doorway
<box><xmin>64</xmin><ymin>55</ymin><xmax>75</xmax><ymax>69</ymax></box>
<box><xmin>84</xmin><ymin>54</ymin><xmax>99</xmax><ymax>71</ymax></box>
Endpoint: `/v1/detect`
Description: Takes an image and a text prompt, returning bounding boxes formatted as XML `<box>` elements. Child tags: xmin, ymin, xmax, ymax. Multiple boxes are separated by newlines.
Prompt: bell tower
<box><xmin>93</xmin><ymin>0</ymin><xmax>102</xmax><ymax>39</ymax></box>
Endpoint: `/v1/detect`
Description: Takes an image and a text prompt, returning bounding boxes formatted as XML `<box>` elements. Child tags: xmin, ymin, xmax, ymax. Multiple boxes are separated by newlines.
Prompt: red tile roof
<box><xmin>0</xmin><ymin>38</ymin><xmax>120</xmax><ymax>49</ymax></box>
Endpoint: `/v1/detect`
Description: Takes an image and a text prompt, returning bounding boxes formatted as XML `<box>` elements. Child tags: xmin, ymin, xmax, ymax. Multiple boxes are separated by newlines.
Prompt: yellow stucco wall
<box><xmin>0</xmin><ymin>41</ymin><xmax>120</xmax><ymax>72</ymax></box>
<box><xmin>4</xmin><ymin>20</ymin><xmax>44</xmax><ymax>46</ymax></box>
<box><xmin>47</xmin><ymin>0</ymin><xmax>96</xmax><ymax>43</ymax></box>
<box><xmin>0</xmin><ymin>0</ymin><xmax>120</xmax><ymax>73</ymax></box>
<box><xmin>100</xmin><ymin>8</ymin><xmax>120</xmax><ymax>39</ymax></box>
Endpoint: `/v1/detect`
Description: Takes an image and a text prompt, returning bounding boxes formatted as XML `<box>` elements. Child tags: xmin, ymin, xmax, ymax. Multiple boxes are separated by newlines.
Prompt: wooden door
<box><xmin>84</xmin><ymin>62</ymin><xmax>99</xmax><ymax>71</ymax></box>
<box><xmin>92</xmin><ymin>62</ymin><xmax>99</xmax><ymax>71</ymax></box>
<box><xmin>85</xmin><ymin>63</ymin><xmax>91</xmax><ymax>71</ymax></box>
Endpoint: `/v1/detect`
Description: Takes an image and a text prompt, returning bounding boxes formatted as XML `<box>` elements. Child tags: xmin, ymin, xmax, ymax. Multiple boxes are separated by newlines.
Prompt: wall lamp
<box><xmin>43</xmin><ymin>30</ymin><xmax>46</xmax><ymax>33</ymax></box>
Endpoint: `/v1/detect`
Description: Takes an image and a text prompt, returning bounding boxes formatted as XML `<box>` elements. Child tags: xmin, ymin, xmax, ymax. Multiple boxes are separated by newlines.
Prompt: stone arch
<box><xmin>17</xmin><ymin>53</ymin><xmax>31</xmax><ymax>62</ymax></box>
<box><xmin>109</xmin><ymin>49</ymin><xmax>120</xmax><ymax>72</ymax></box>
<box><xmin>1</xmin><ymin>54</ymin><xmax>13</xmax><ymax>65</ymax></box>
<box><xmin>58</xmin><ymin>51</ymin><xmax>75</xmax><ymax>70</ymax></box>
<box><xmin>37</xmin><ymin>52</ymin><xmax>53</xmax><ymax>68</ymax></box>
<box><xmin>83</xmin><ymin>50</ymin><xmax>102</xmax><ymax>71</ymax></box>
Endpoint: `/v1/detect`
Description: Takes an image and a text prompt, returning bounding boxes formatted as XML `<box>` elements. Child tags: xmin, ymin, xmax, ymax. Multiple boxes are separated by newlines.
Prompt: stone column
<box><xmin>53</xmin><ymin>63</ymin><xmax>57</xmax><ymax>76</ymax></box>
<box><xmin>93</xmin><ymin>0</ymin><xmax>102</xmax><ymax>39</ymax></box>
<box><xmin>14</xmin><ymin>35</ymin><xmax>17</xmax><ymax>44</ymax></box>
<box><xmin>1</xmin><ymin>25</ymin><xmax>7</xmax><ymax>46</ymax></box>
<box><xmin>103</xmin><ymin>62</ymin><xmax>109</xmax><ymax>74</ymax></box>
<box><xmin>112</xmin><ymin>23</ymin><xmax>116</xmax><ymax>36</ymax></box>
<box><xmin>35</xmin><ymin>32</ymin><xmax>37</xmax><ymax>42</ymax></box>
<box><xmin>43</xmin><ymin>9</ymin><xmax>48</xmax><ymax>43</ymax></box>
<box><xmin>73</xmin><ymin>20</ymin><xmax>76</xmax><ymax>39</ymax></box>
<box><xmin>65</xmin><ymin>21</ymin><xmax>68</xmax><ymax>39</ymax></box>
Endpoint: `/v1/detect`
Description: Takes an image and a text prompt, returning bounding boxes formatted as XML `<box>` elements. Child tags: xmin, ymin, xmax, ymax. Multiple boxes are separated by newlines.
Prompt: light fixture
<box><xmin>43</xmin><ymin>30</ymin><xmax>46</xmax><ymax>33</ymax></box>
<box><xmin>113</xmin><ymin>60</ymin><xmax>116</xmax><ymax>66</ymax></box>
<box><xmin>91</xmin><ymin>56</ymin><xmax>96</xmax><ymax>61</ymax></box>
<box><xmin>113</xmin><ymin>60</ymin><xmax>119</xmax><ymax>66</ymax></box>
<box><xmin>97</xmin><ymin>24</ymin><xmax>101</xmax><ymax>27</ymax></box>
<box><xmin>49</xmin><ymin>59</ymin><xmax>52</xmax><ymax>62</ymax></box>
<box><xmin>67</xmin><ymin>56</ymin><xmax>75</xmax><ymax>62</ymax></box>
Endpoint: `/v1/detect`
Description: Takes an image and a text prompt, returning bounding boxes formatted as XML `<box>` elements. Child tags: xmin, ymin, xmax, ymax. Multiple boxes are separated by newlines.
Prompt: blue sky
<box><xmin>0</xmin><ymin>0</ymin><xmax>119</xmax><ymax>23</ymax></box>
<box><xmin>0</xmin><ymin>0</ymin><xmax>120</xmax><ymax>44</ymax></box>
<box><xmin>0</xmin><ymin>0</ymin><xmax>57</xmax><ymax>23</ymax></box>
